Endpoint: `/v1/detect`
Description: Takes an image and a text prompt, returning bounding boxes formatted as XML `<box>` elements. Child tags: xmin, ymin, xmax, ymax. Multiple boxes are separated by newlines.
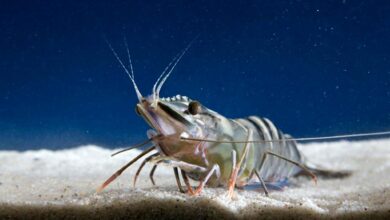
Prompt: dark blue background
<box><xmin>1</xmin><ymin>0</ymin><xmax>389</xmax><ymax>150</ymax></box>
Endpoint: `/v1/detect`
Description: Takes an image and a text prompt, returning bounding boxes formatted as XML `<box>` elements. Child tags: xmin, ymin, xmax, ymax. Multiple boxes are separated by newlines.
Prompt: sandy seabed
<box><xmin>0</xmin><ymin>139</ymin><xmax>390</xmax><ymax>219</ymax></box>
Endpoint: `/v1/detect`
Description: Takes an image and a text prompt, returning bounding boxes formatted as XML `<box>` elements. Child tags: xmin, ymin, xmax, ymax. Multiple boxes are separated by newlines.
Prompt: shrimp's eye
<box><xmin>188</xmin><ymin>101</ymin><xmax>201</xmax><ymax>115</ymax></box>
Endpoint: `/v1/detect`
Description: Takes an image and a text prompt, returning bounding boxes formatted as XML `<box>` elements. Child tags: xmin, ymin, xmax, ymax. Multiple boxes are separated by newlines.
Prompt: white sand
<box><xmin>1</xmin><ymin>139</ymin><xmax>390</xmax><ymax>219</ymax></box>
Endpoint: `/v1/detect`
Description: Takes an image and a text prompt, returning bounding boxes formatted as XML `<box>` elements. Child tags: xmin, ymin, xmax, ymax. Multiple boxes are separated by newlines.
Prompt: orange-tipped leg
<box><xmin>227</xmin><ymin>132</ymin><xmax>251</xmax><ymax>199</ymax></box>
<box><xmin>189</xmin><ymin>164</ymin><xmax>220</xmax><ymax>196</ymax></box>
<box><xmin>227</xmin><ymin>150</ymin><xmax>238</xmax><ymax>198</ymax></box>
<box><xmin>97</xmin><ymin>146</ymin><xmax>155</xmax><ymax>193</ymax></box>
<box><xmin>97</xmin><ymin>172</ymin><xmax>120</xmax><ymax>193</ymax></box>
<box><xmin>191</xmin><ymin>181</ymin><xmax>205</xmax><ymax>196</ymax></box>
<box><xmin>181</xmin><ymin>170</ymin><xmax>195</xmax><ymax>195</ymax></box>
<box><xmin>227</xmin><ymin>168</ymin><xmax>239</xmax><ymax>198</ymax></box>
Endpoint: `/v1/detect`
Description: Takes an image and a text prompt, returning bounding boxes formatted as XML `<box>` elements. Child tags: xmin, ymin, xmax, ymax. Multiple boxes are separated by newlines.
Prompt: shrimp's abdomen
<box><xmin>237</xmin><ymin>116</ymin><xmax>303</xmax><ymax>182</ymax></box>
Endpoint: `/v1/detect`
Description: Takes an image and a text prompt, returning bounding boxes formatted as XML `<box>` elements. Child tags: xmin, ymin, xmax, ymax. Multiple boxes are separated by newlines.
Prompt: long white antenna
<box><xmin>280</xmin><ymin>131</ymin><xmax>390</xmax><ymax>142</ymax></box>
<box><xmin>105</xmin><ymin>39</ymin><xmax>143</xmax><ymax>101</ymax></box>
<box><xmin>152</xmin><ymin>52</ymin><xmax>181</xmax><ymax>101</ymax></box>
<box><xmin>155</xmin><ymin>36</ymin><xmax>199</xmax><ymax>98</ymax></box>
<box><xmin>123</xmin><ymin>37</ymin><xmax>135</xmax><ymax>79</ymax></box>
<box><xmin>181</xmin><ymin>131</ymin><xmax>390</xmax><ymax>144</ymax></box>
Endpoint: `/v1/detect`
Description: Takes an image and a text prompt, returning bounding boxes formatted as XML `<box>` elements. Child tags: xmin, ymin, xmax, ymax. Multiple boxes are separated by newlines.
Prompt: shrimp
<box><xmin>97</xmin><ymin>39</ymin><xmax>390</xmax><ymax>197</ymax></box>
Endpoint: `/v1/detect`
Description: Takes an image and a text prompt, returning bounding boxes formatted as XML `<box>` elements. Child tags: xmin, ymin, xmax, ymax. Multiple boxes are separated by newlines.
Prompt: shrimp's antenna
<box><xmin>105</xmin><ymin>38</ymin><xmax>143</xmax><ymax>101</ymax></box>
<box><xmin>152</xmin><ymin>52</ymin><xmax>181</xmax><ymax>101</ymax></box>
<box><xmin>155</xmin><ymin>37</ymin><xmax>198</xmax><ymax>97</ymax></box>
<box><xmin>181</xmin><ymin>131</ymin><xmax>390</xmax><ymax>144</ymax></box>
<box><xmin>111</xmin><ymin>138</ymin><xmax>153</xmax><ymax>157</ymax></box>
<box><xmin>123</xmin><ymin>37</ymin><xmax>135</xmax><ymax>79</ymax></box>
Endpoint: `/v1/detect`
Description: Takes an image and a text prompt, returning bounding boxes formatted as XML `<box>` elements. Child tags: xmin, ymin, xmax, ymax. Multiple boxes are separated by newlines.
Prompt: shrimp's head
<box><xmin>109</xmin><ymin>38</ymin><xmax>215</xmax><ymax>161</ymax></box>
<box><xmin>135</xmin><ymin>95</ymin><xmax>219</xmax><ymax>160</ymax></box>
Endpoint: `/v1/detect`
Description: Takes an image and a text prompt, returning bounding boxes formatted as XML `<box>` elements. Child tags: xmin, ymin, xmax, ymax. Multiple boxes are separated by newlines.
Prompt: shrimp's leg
<box><xmin>150</xmin><ymin>157</ymin><xmax>208</xmax><ymax>194</ymax></box>
<box><xmin>227</xmin><ymin>130</ymin><xmax>252</xmax><ymax>198</ymax></box>
<box><xmin>149</xmin><ymin>164</ymin><xmax>158</xmax><ymax>185</ymax></box>
<box><xmin>173</xmin><ymin>167</ymin><xmax>185</xmax><ymax>193</ymax></box>
<box><xmin>254</xmin><ymin>170</ymin><xmax>269</xmax><ymax>196</ymax></box>
<box><xmin>151</xmin><ymin>157</ymin><xmax>208</xmax><ymax>173</ymax></box>
<box><xmin>191</xmin><ymin>164</ymin><xmax>220</xmax><ymax>196</ymax></box>
<box><xmin>133</xmin><ymin>153</ymin><xmax>159</xmax><ymax>187</ymax></box>
<box><xmin>227</xmin><ymin>150</ymin><xmax>237</xmax><ymax>198</ymax></box>
<box><xmin>97</xmin><ymin>146</ymin><xmax>155</xmax><ymax>192</ymax></box>
<box><xmin>257</xmin><ymin>151</ymin><xmax>317</xmax><ymax>194</ymax></box>
<box><xmin>148</xmin><ymin>162</ymin><xmax>185</xmax><ymax>193</ymax></box>
<box><xmin>268</xmin><ymin>151</ymin><xmax>317</xmax><ymax>183</ymax></box>
<box><xmin>181</xmin><ymin>170</ymin><xmax>195</xmax><ymax>194</ymax></box>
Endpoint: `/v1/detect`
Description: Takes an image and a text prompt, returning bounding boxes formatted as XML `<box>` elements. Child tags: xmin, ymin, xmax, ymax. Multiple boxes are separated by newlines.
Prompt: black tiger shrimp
<box><xmin>97</xmin><ymin>39</ymin><xmax>390</xmax><ymax>197</ymax></box>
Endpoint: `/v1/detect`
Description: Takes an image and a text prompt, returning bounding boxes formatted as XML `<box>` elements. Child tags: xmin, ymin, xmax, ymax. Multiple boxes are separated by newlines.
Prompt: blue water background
<box><xmin>1</xmin><ymin>1</ymin><xmax>389</xmax><ymax>150</ymax></box>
